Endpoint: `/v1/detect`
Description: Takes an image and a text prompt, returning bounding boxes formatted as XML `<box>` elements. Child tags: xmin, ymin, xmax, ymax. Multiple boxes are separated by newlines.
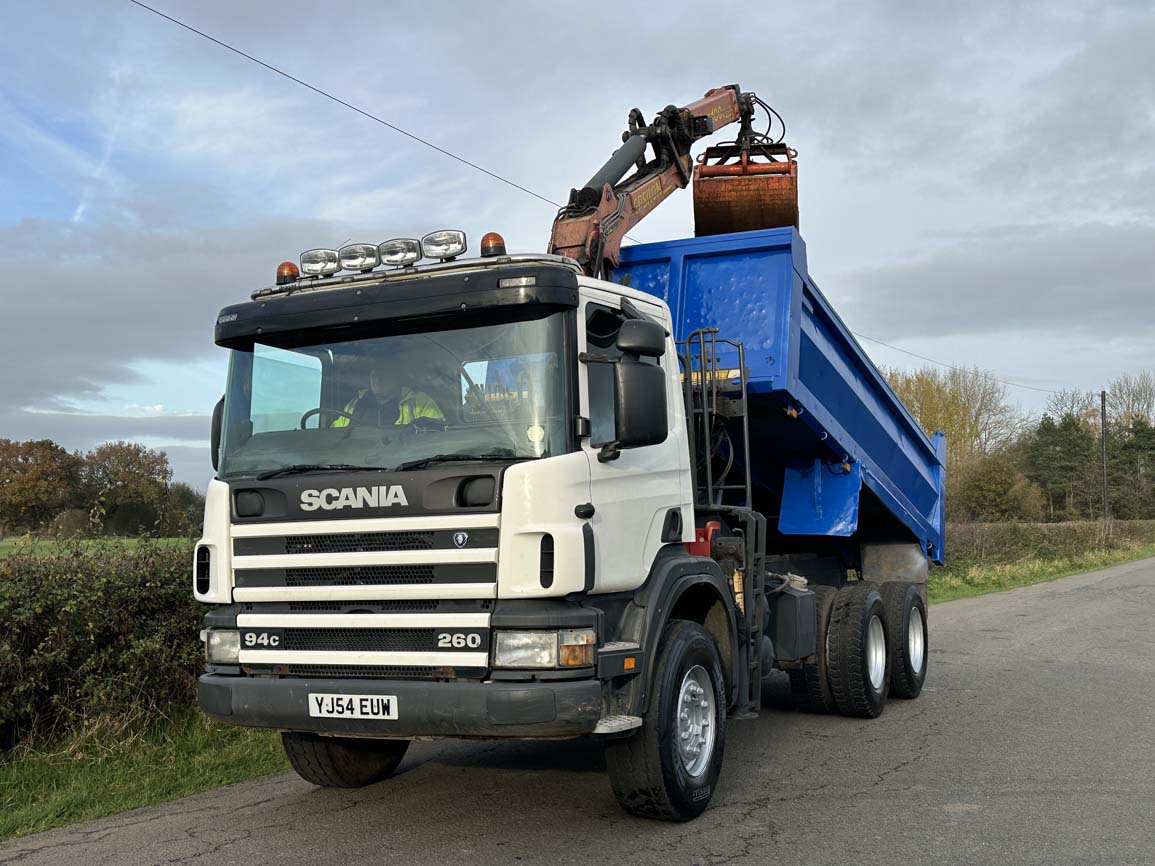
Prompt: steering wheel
<box><xmin>300</xmin><ymin>407</ymin><xmax>356</xmax><ymax>429</ymax></box>
<box><xmin>408</xmin><ymin>416</ymin><xmax>448</xmax><ymax>433</ymax></box>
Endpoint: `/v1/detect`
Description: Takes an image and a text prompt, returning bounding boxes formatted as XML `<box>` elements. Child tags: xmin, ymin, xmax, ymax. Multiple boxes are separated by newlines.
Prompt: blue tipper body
<box><xmin>613</xmin><ymin>227</ymin><xmax>947</xmax><ymax>563</ymax></box>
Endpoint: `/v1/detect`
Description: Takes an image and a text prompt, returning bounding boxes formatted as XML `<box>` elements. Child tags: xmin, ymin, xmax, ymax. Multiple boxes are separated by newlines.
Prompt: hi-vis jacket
<box><xmin>331</xmin><ymin>387</ymin><xmax>445</xmax><ymax>427</ymax></box>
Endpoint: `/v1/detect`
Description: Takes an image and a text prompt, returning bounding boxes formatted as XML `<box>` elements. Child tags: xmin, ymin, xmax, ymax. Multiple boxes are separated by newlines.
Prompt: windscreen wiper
<box><xmin>394</xmin><ymin>451</ymin><xmax>522</xmax><ymax>472</ymax></box>
<box><xmin>256</xmin><ymin>463</ymin><xmax>387</xmax><ymax>480</ymax></box>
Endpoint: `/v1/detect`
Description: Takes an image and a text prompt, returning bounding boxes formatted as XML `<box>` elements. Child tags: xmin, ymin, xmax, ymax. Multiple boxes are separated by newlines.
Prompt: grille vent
<box><xmin>282</xmin><ymin>627</ymin><xmax>441</xmax><ymax>653</ymax></box>
<box><xmin>285</xmin><ymin>532</ymin><xmax>434</xmax><ymax>554</ymax></box>
<box><xmin>284</xmin><ymin>565</ymin><xmax>436</xmax><ymax>586</ymax></box>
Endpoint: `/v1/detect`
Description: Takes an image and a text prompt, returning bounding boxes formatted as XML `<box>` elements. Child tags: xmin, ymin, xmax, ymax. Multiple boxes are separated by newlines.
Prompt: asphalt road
<box><xmin>5</xmin><ymin>559</ymin><xmax>1154</xmax><ymax>866</ymax></box>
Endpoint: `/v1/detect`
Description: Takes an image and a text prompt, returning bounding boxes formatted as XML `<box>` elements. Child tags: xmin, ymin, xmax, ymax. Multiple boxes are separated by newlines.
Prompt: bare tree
<box><xmin>1045</xmin><ymin>388</ymin><xmax>1097</xmax><ymax>427</ymax></box>
<box><xmin>884</xmin><ymin>366</ymin><xmax>1026</xmax><ymax>508</ymax></box>
<box><xmin>1107</xmin><ymin>371</ymin><xmax>1155</xmax><ymax>427</ymax></box>
<box><xmin>947</xmin><ymin>367</ymin><xmax>1025</xmax><ymax>454</ymax></box>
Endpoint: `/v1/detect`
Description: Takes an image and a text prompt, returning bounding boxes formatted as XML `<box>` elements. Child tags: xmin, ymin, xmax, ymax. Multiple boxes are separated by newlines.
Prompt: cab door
<box><xmin>577</xmin><ymin>290</ymin><xmax>692</xmax><ymax>594</ymax></box>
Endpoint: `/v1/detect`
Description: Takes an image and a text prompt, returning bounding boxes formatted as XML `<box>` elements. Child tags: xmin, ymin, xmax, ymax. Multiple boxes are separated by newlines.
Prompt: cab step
<box><xmin>594</xmin><ymin>715</ymin><xmax>643</xmax><ymax>734</ymax></box>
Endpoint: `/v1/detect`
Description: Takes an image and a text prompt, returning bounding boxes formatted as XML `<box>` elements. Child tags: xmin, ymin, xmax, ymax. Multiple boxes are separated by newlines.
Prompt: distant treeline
<box><xmin>886</xmin><ymin>367</ymin><xmax>1155</xmax><ymax>522</ymax></box>
<box><xmin>0</xmin><ymin>439</ymin><xmax>204</xmax><ymax>538</ymax></box>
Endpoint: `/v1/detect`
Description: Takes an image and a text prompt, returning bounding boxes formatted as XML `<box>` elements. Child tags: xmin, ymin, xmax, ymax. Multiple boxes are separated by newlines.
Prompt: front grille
<box><xmin>240</xmin><ymin>600</ymin><xmax>492</xmax><ymax>613</ymax></box>
<box><xmin>282</xmin><ymin>627</ymin><xmax>442</xmax><ymax>653</ymax></box>
<box><xmin>285</xmin><ymin>600</ymin><xmax>442</xmax><ymax>612</ymax></box>
<box><xmin>285</xmin><ymin>532</ymin><xmax>435</xmax><ymax>554</ymax></box>
<box><xmin>285</xmin><ymin>565</ymin><xmax>436</xmax><ymax>586</ymax></box>
<box><xmin>247</xmin><ymin>664</ymin><xmax>439</xmax><ymax>680</ymax></box>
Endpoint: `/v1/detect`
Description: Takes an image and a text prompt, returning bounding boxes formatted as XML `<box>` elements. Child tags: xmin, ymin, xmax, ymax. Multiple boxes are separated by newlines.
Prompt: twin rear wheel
<box><xmin>880</xmin><ymin>581</ymin><xmax>928</xmax><ymax>699</ymax></box>
<box><xmin>791</xmin><ymin>580</ymin><xmax>928</xmax><ymax>717</ymax></box>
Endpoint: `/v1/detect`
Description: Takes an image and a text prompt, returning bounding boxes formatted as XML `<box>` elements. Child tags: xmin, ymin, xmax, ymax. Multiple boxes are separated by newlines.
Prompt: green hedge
<box><xmin>0</xmin><ymin>539</ymin><xmax>199</xmax><ymax>748</ymax></box>
<box><xmin>945</xmin><ymin>520</ymin><xmax>1155</xmax><ymax>565</ymax></box>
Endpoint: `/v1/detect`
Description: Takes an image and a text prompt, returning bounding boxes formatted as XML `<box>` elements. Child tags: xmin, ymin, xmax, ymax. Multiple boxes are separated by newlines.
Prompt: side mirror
<box><xmin>599</xmin><ymin>358</ymin><xmax>668</xmax><ymax>461</ymax></box>
<box><xmin>616</xmin><ymin>319</ymin><xmax>666</xmax><ymax>358</ymax></box>
<box><xmin>210</xmin><ymin>396</ymin><xmax>224</xmax><ymax>472</ymax></box>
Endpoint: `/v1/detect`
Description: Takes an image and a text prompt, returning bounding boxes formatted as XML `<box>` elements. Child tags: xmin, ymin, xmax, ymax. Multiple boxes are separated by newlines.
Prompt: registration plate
<box><xmin>308</xmin><ymin>693</ymin><xmax>398</xmax><ymax>720</ymax></box>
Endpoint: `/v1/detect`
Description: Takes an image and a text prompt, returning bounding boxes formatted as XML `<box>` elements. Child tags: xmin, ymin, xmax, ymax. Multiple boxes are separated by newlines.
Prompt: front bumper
<box><xmin>198</xmin><ymin>674</ymin><xmax>604</xmax><ymax>738</ymax></box>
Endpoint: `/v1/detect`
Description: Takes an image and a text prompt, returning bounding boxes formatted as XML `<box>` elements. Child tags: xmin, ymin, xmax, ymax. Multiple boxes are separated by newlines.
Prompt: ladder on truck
<box><xmin>680</xmin><ymin>328</ymin><xmax>767</xmax><ymax>716</ymax></box>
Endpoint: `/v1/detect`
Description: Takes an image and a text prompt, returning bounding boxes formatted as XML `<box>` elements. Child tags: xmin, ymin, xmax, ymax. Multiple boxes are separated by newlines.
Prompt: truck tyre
<box><xmin>281</xmin><ymin>732</ymin><xmax>409</xmax><ymax>788</ymax></box>
<box><xmin>787</xmin><ymin>585</ymin><xmax>839</xmax><ymax>713</ymax></box>
<box><xmin>827</xmin><ymin>583</ymin><xmax>891</xmax><ymax>718</ymax></box>
<box><xmin>605</xmin><ymin>620</ymin><xmax>726</xmax><ymax>821</ymax></box>
<box><xmin>881</xmin><ymin>581</ymin><xmax>928</xmax><ymax>699</ymax></box>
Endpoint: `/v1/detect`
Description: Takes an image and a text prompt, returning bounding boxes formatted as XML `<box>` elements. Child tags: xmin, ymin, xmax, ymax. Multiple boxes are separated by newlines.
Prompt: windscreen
<box><xmin>217</xmin><ymin>310</ymin><xmax>569</xmax><ymax>479</ymax></box>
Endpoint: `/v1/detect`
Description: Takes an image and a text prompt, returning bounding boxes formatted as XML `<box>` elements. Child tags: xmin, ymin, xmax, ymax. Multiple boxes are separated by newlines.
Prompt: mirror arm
<box><xmin>579</xmin><ymin>352</ymin><xmax>620</xmax><ymax>365</ymax></box>
<box><xmin>210</xmin><ymin>396</ymin><xmax>225</xmax><ymax>472</ymax></box>
<box><xmin>620</xmin><ymin>297</ymin><xmax>670</xmax><ymax>336</ymax></box>
<box><xmin>597</xmin><ymin>442</ymin><xmax>622</xmax><ymax>463</ymax></box>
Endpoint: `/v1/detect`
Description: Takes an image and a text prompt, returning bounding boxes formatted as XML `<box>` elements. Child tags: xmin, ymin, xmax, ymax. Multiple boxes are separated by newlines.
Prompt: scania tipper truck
<box><xmin>195</xmin><ymin>85</ymin><xmax>945</xmax><ymax>821</ymax></box>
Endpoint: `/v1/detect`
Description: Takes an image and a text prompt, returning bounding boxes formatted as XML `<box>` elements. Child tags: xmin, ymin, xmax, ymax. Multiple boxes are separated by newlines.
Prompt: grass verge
<box><xmin>0</xmin><ymin>711</ymin><xmax>286</xmax><ymax>842</ymax></box>
<box><xmin>929</xmin><ymin>543</ymin><xmax>1155</xmax><ymax>603</ymax></box>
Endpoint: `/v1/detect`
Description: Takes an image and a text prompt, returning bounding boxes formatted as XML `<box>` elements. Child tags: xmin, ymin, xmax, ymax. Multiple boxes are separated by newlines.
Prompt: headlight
<box><xmin>206</xmin><ymin>629</ymin><xmax>241</xmax><ymax>664</ymax></box>
<box><xmin>338</xmin><ymin>243</ymin><xmax>380</xmax><ymax>272</ymax></box>
<box><xmin>493</xmin><ymin>632</ymin><xmax>556</xmax><ymax>669</ymax></box>
<box><xmin>378</xmin><ymin>238</ymin><xmax>422</xmax><ymax>267</ymax></box>
<box><xmin>492</xmin><ymin>628</ymin><xmax>596</xmax><ymax>669</ymax></box>
<box><xmin>421</xmin><ymin>229</ymin><xmax>467</xmax><ymax>260</ymax></box>
<box><xmin>300</xmin><ymin>248</ymin><xmax>340</xmax><ymax>276</ymax></box>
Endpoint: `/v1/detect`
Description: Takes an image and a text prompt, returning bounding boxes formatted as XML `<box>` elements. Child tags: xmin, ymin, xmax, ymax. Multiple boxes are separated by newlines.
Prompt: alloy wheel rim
<box><xmin>867</xmin><ymin>614</ymin><xmax>887</xmax><ymax>691</ymax></box>
<box><xmin>675</xmin><ymin>665</ymin><xmax>716</xmax><ymax>777</ymax></box>
<box><xmin>908</xmin><ymin>606</ymin><xmax>925</xmax><ymax>674</ymax></box>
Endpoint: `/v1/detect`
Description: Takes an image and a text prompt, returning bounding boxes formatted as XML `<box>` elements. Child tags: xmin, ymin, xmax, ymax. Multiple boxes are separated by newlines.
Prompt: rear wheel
<box><xmin>827</xmin><ymin>583</ymin><xmax>891</xmax><ymax>718</ymax></box>
<box><xmin>282</xmin><ymin>732</ymin><xmax>409</xmax><ymax>788</ymax></box>
<box><xmin>605</xmin><ymin>620</ymin><xmax>726</xmax><ymax>821</ymax></box>
<box><xmin>881</xmin><ymin>581</ymin><xmax>928</xmax><ymax>698</ymax></box>
<box><xmin>787</xmin><ymin>585</ymin><xmax>839</xmax><ymax>713</ymax></box>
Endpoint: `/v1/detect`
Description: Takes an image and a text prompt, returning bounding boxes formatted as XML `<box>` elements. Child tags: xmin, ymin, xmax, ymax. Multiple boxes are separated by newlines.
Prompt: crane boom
<box><xmin>548</xmin><ymin>85</ymin><xmax>797</xmax><ymax>277</ymax></box>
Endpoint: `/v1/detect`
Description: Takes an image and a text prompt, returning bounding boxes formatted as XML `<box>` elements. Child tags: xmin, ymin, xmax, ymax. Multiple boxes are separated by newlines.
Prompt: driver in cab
<box><xmin>332</xmin><ymin>358</ymin><xmax>445</xmax><ymax>428</ymax></box>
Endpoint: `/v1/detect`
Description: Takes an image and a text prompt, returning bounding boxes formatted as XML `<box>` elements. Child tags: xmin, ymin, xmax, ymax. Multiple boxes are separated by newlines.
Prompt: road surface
<box><xmin>4</xmin><ymin>558</ymin><xmax>1154</xmax><ymax>866</ymax></box>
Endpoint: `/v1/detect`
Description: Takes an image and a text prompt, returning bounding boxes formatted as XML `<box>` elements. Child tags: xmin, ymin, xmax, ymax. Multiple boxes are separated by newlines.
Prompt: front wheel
<box><xmin>605</xmin><ymin>620</ymin><xmax>727</xmax><ymax>821</ymax></box>
<box><xmin>282</xmin><ymin>732</ymin><xmax>409</xmax><ymax>788</ymax></box>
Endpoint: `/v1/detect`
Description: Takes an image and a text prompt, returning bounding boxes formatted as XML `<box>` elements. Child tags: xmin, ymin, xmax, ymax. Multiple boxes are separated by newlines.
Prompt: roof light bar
<box><xmin>339</xmin><ymin>243</ymin><xmax>380</xmax><ymax>272</ymax></box>
<box><xmin>378</xmin><ymin>238</ymin><xmax>422</xmax><ymax>268</ymax></box>
<box><xmin>421</xmin><ymin>229</ymin><xmax>467</xmax><ymax>261</ymax></box>
<box><xmin>300</xmin><ymin>248</ymin><xmax>340</xmax><ymax>276</ymax></box>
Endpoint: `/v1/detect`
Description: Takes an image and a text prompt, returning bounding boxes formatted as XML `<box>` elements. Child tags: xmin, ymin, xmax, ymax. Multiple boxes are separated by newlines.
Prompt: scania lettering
<box><xmin>195</xmin><ymin>85</ymin><xmax>944</xmax><ymax>821</ymax></box>
<box><xmin>299</xmin><ymin>485</ymin><xmax>409</xmax><ymax>511</ymax></box>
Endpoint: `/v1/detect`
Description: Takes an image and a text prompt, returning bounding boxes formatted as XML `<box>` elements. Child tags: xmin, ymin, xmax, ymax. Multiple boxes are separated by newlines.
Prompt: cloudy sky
<box><xmin>3</xmin><ymin>0</ymin><xmax>1153</xmax><ymax>487</ymax></box>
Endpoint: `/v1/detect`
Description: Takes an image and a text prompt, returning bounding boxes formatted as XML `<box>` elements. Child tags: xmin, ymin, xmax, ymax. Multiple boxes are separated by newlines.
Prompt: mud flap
<box><xmin>778</xmin><ymin>458</ymin><xmax>861</xmax><ymax>536</ymax></box>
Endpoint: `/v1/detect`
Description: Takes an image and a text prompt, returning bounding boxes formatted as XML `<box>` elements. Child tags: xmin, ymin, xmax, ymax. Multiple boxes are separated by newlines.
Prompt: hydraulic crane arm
<box><xmin>548</xmin><ymin>85</ymin><xmax>762</xmax><ymax>277</ymax></box>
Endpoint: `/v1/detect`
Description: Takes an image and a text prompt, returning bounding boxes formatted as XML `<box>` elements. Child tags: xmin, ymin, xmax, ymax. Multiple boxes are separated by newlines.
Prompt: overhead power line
<box><xmin>851</xmin><ymin>331</ymin><xmax>1060</xmax><ymax>395</ymax></box>
<box><xmin>126</xmin><ymin>0</ymin><xmax>563</xmax><ymax>210</ymax></box>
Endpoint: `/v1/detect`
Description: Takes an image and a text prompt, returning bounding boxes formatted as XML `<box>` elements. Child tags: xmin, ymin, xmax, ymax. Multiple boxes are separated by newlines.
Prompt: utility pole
<box><xmin>1100</xmin><ymin>389</ymin><xmax>1109</xmax><ymax>522</ymax></box>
